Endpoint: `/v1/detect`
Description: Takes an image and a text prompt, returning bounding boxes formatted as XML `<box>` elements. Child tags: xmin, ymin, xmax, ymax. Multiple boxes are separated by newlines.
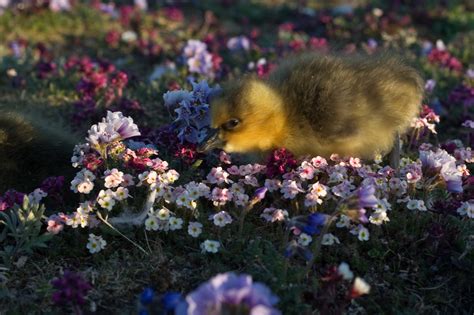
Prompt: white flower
<box><xmin>202</xmin><ymin>240</ymin><xmax>220</xmax><ymax>253</ymax></box>
<box><xmin>157</xmin><ymin>208</ymin><xmax>170</xmax><ymax>221</ymax></box>
<box><xmin>169</xmin><ymin>217</ymin><xmax>183</xmax><ymax>230</ymax></box>
<box><xmin>97</xmin><ymin>189</ymin><xmax>116</xmax><ymax>210</ymax></box>
<box><xmin>114</xmin><ymin>187</ymin><xmax>129</xmax><ymax>201</ymax></box>
<box><xmin>406</xmin><ymin>199</ymin><xmax>427</xmax><ymax>211</ymax></box>
<box><xmin>336</xmin><ymin>215</ymin><xmax>351</xmax><ymax>228</ymax></box>
<box><xmin>87</xmin><ymin>234</ymin><xmax>106</xmax><ymax>254</ymax></box>
<box><xmin>456</xmin><ymin>201</ymin><xmax>474</xmax><ymax>218</ymax></box>
<box><xmin>322</xmin><ymin>233</ymin><xmax>340</xmax><ymax>246</ymax></box>
<box><xmin>121</xmin><ymin>30</ymin><xmax>138</xmax><ymax>43</ymax></box>
<box><xmin>160</xmin><ymin>169</ymin><xmax>180</xmax><ymax>184</ymax></box>
<box><xmin>145</xmin><ymin>215</ymin><xmax>159</xmax><ymax>231</ymax></box>
<box><xmin>137</xmin><ymin>171</ymin><xmax>158</xmax><ymax>187</ymax></box>
<box><xmin>70</xmin><ymin>169</ymin><xmax>96</xmax><ymax>194</ymax></box>
<box><xmin>352</xmin><ymin>277</ymin><xmax>371</xmax><ymax>296</ymax></box>
<box><xmin>338</xmin><ymin>262</ymin><xmax>354</xmax><ymax>281</ymax></box>
<box><xmin>369</xmin><ymin>210</ymin><xmax>390</xmax><ymax>225</ymax></box>
<box><xmin>188</xmin><ymin>222</ymin><xmax>203</xmax><ymax>238</ymax></box>
<box><xmin>358</xmin><ymin>226</ymin><xmax>370</xmax><ymax>241</ymax></box>
<box><xmin>298</xmin><ymin>233</ymin><xmax>312</xmax><ymax>246</ymax></box>
<box><xmin>104</xmin><ymin>168</ymin><xmax>124</xmax><ymax>188</ymax></box>
<box><xmin>210</xmin><ymin>211</ymin><xmax>233</xmax><ymax>227</ymax></box>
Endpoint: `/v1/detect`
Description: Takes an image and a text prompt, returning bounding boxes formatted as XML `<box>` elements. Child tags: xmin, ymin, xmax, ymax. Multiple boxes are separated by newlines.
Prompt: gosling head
<box><xmin>198</xmin><ymin>77</ymin><xmax>286</xmax><ymax>154</ymax></box>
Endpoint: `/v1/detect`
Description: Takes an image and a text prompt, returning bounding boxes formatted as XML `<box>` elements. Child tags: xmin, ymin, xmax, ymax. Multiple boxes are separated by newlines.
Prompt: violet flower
<box><xmin>357</xmin><ymin>185</ymin><xmax>378</xmax><ymax>209</ymax></box>
<box><xmin>51</xmin><ymin>271</ymin><xmax>92</xmax><ymax>307</ymax></box>
<box><xmin>420</xmin><ymin>149</ymin><xmax>463</xmax><ymax>193</ymax></box>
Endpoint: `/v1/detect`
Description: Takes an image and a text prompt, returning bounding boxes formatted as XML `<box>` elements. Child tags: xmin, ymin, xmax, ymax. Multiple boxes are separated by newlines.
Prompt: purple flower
<box><xmin>357</xmin><ymin>185</ymin><xmax>378</xmax><ymax>209</ymax></box>
<box><xmin>0</xmin><ymin>190</ymin><xmax>26</xmax><ymax>211</ymax></box>
<box><xmin>51</xmin><ymin>271</ymin><xmax>92</xmax><ymax>307</ymax></box>
<box><xmin>424</xmin><ymin>79</ymin><xmax>436</xmax><ymax>93</ymax></box>
<box><xmin>254</xmin><ymin>187</ymin><xmax>268</xmax><ymax>201</ymax></box>
<box><xmin>180</xmin><ymin>272</ymin><xmax>280</xmax><ymax>315</ymax></box>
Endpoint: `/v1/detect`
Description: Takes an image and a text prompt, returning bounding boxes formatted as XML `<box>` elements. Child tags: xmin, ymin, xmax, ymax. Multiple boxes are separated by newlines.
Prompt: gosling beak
<box><xmin>197</xmin><ymin>128</ymin><xmax>224</xmax><ymax>153</ymax></box>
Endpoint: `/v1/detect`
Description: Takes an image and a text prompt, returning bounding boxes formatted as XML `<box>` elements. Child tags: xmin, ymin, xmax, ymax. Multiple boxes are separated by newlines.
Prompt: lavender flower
<box><xmin>183</xmin><ymin>40</ymin><xmax>214</xmax><ymax>76</ymax></box>
<box><xmin>356</xmin><ymin>185</ymin><xmax>378</xmax><ymax>209</ymax></box>
<box><xmin>180</xmin><ymin>272</ymin><xmax>280</xmax><ymax>315</ymax></box>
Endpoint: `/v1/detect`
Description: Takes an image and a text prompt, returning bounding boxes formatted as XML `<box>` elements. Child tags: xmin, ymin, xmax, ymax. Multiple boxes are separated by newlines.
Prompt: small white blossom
<box><xmin>87</xmin><ymin>234</ymin><xmax>106</xmax><ymax>254</ymax></box>
<box><xmin>145</xmin><ymin>216</ymin><xmax>159</xmax><ymax>231</ymax></box>
<box><xmin>322</xmin><ymin>233</ymin><xmax>340</xmax><ymax>246</ymax></box>
<box><xmin>456</xmin><ymin>201</ymin><xmax>473</xmax><ymax>218</ymax></box>
<box><xmin>406</xmin><ymin>199</ymin><xmax>427</xmax><ymax>211</ymax></box>
<box><xmin>169</xmin><ymin>217</ymin><xmax>183</xmax><ymax>230</ymax></box>
<box><xmin>336</xmin><ymin>215</ymin><xmax>351</xmax><ymax>228</ymax></box>
<box><xmin>201</xmin><ymin>240</ymin><xmax>220</xmax><ymax>253</ymax></box>
<box><xmin>298</xmin><ymin>233</ymin><xmax>312</xmax><ymax>246</ymax></box>
<box><xmin>188</xmin><ymin>222</ymin><xmax>203</xmax><ymax>238</ymax></box>
<box><xmin>157</xmin><ymin>208</ymin><xmax>171</xmax><ymax>221</ymax></box>
<box><xmin>369</xmin><ymin>210</ymin><xmax>390</xmax><ymax>225</ymax></box>
<box><xmin>114</xmin><ymin>187</ymin><xmax>129</xmax><ymax>201</ymax></box>
<box><xmin>338</xmin><ymin>262</ymin><xmax>354</xmax><ymax>281</ymax></box>
<box><xmin>210</xmin><ymin>211</ymin><xmax>233</xmax><ymax>227</ymax></box>
<box><xmin>358</xmin><ymin>226</ymin><xmax>370</xmax><ymax>241</ymax></box>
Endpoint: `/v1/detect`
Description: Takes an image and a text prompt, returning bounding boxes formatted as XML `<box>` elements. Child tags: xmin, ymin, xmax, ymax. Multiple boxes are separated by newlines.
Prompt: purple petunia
<box><xmin>178</xmin><ymin>272</ymin><xmax>281</xmax><ymax>315</ymax></box>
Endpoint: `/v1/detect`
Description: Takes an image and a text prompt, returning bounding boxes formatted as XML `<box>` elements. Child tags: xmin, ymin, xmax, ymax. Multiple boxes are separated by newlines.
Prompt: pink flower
<box><xmin>211</xmin><ymin>188</ymin><xmax>233</xmax><ymax>206</ymax></box>
<box><xmin>219</xmin><ymin>151</ymin><xmax>232</xmax><ymax>164</ymax></box>
<box><xmin>297</xmin><ymin>161</ymin><xmax>316</xmax><ymax>180</ymax></box>
<box><xmin>349</xmin><ymin>157</ymin><xmax>362</xmax><ymax>168</ymax></box>
<box><xmin>311</xmin><ymin>156</ymin><xmax>328</xmax><ymax>168</ymax></box>
<box><xmin>47</xmin><ymin>214</ymin><xmax>66</xmax><ymax>234</ymax></box>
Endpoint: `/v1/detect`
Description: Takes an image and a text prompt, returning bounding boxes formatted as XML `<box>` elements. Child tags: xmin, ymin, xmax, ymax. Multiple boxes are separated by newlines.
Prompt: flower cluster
<box><xmin>51</xmin><ymin>271</ymin><xmax>92</xmax><ymax>307</ymax></box>
<box><xmin>183</xmin><ymin>40</ymin><xmax>218</xmax><ymax>77</ymax></box>
<box><xmin>163</xmin><ymin>80</ymin><xmax>221</xmax><ymax>144</ymax></box>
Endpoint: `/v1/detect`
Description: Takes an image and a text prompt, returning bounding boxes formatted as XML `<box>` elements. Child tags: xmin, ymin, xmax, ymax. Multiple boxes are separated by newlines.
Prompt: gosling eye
<box><xmin>222</xmin><ymin>118</ymin><xmax>240</xmax><ymax>131</ymax></box>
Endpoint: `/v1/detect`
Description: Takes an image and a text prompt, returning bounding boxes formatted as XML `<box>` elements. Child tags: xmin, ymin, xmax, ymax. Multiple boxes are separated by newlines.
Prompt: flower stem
<box><xmin>97</xmin><ymin>212</ymin><xmax>149</xmax><ymax>255</ymax></box>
